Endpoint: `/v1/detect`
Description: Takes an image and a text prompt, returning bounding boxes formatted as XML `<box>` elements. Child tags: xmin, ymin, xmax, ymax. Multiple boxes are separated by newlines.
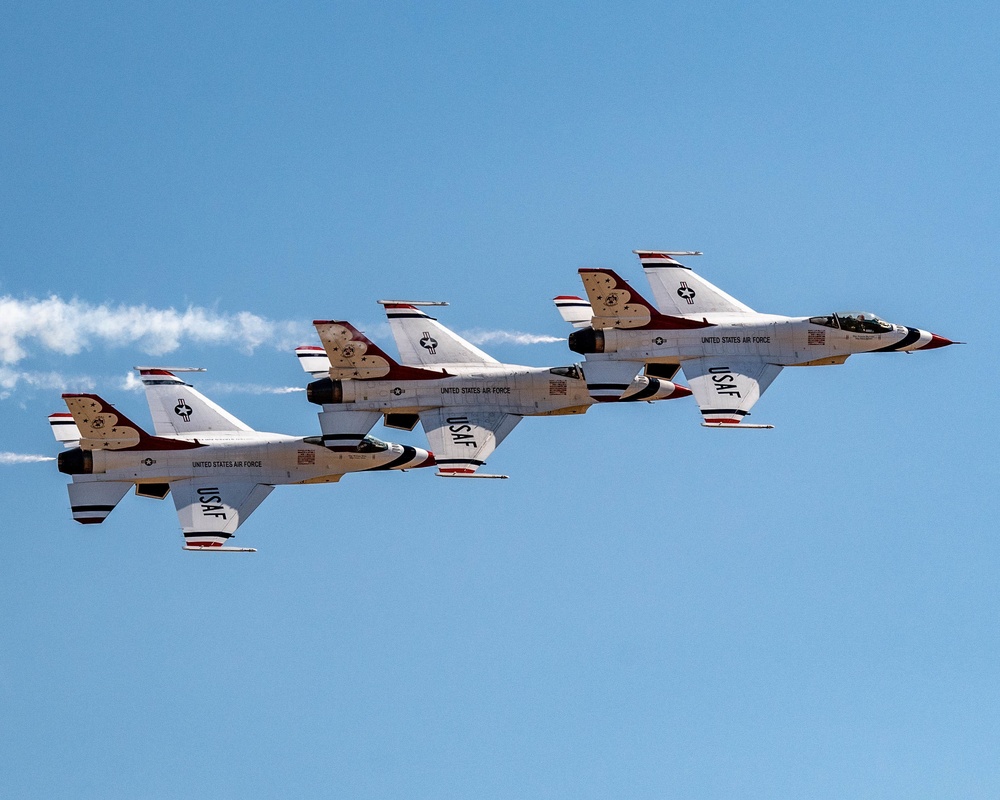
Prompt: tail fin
<box><xmin>313</xmin><ymin>320</ymin><xmax>448</xmax><ymax>381</ymax></box>
<box><xmin>48</xmin><ymin>412</ymin><xmax>81</xmax><ymax>448</ymax></box>
<box><xmin>135</xmin><ymin>369</ymin><xmax>253</xmax><ymax>436</ymax></box>
<box><xmin>578</xmin><ymin>269</ymin><xmax>713</xmax><ymax>331</ymax></box>
<box><xmin>553</xmin><ymin>295</ymin><xmax>594</xmax><ymax>328</ymax></box>
<box><xmin>381</xmin><ymin>303</ymin><xmax>499</xmax><ymax>368</ymax></box>
<box><xmin>61</xmin><ymin>394</ymin><xmax>199</xmax><ymax>451</ymax></box>
<box><xmin>634</xmin><ymin>250</ymin><xmax>754</xmax><ymax>315</ymax></box>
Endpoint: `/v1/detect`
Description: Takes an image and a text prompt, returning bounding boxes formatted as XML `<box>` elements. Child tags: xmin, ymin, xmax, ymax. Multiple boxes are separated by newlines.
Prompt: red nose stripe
<box><xmin>917</xmin><ymin>334</ymin><xmax>955</xmax><ymax>350</ymax></box>
<box><xmin>671</xmin><ymin>385</ymin><xmax>693</xmax><ymax>398</ymax></box>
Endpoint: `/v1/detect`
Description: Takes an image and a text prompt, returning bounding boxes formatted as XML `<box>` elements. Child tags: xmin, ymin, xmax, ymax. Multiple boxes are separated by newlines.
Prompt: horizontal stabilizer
<box><xmin>318</xmin><ymin>409</ymin><xmax>382</xmax><ymax>450</ymax></box>
<box><xmin>553</xmin><ymin>295</ymin><xmax>593</xmax><ymax>328</ymax></box>
<box><xmin>580</xmin><ymin>357</ymin><xmax>642</xmax><ymax>402</ymax></box>
<box><xmin>48</xmin><ymin>412</ymin><xmax>81</xmax><ymax>448</ymax></box>
<box><xmin>295</xmin><ymin>346</ymin><xmax>331</xmax><ymax>377</ymax></box>
<box><xmin>67</xmin><ymin>479</ymin><xmax>131</xmax><ymax>524</ymax></box>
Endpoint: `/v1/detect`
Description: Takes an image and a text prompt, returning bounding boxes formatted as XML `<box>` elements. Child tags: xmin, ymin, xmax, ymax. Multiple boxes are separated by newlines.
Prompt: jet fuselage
<box><xmin>307</xmin><ymin>363</ymin><xmax>683</xmax><ymax>417</ymax></box>
<box><xmin>570</xmin><ymin>313</ymin><xmax>950</xmax><ymax>366</ymax></box>
<box><xmin>58</xmin><ymin>432</ymin><xmax>432</xmax><ymax>486</ymax></box>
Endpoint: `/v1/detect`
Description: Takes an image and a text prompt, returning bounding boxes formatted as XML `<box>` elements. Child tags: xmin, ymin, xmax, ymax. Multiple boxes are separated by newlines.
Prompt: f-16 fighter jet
<box><xmin>49</xmin><ymin>368</ymin><xmax>434</xmax><ymax>551</ymax></box>
<box><xmin>296</xmin><ymin>302</ymin><xmax>691</xmax><ymax>478</ymax></box>
<box><xmin>556</xmin><ymin>250</ymin><xmax>957</xmax><ymax>428</ymax></box>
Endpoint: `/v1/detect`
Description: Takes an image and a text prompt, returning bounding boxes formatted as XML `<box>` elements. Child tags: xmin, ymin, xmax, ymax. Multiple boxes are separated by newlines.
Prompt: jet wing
<box><xmin>419</xmin><ymin>408</ymin><xmax>521</xmax><ymax>477</ymax></box>
<box><xmin>382</xmin><ymin>304</ymin><xmax>500</xmax><ymax>369</ymax></box>
<box><xmin>635</xmin><ymin>251</ymin><xmax>755</xmax><ymax>316</ymax></box>
<box><xmin>680</xmin><ymin>357</ymin><xmax>782</xmax><ymax>427</ymax></box>
<box><xmin>171</xmin><ymin>478</ymin><xmax>273</xmax><ymax>549</ymax></box>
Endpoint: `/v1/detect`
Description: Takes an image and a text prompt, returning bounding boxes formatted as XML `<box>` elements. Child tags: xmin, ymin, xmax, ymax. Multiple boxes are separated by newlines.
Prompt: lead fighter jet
<box><xmin>556</xmin><ymin>251</ymin><xmax>957</xmax><ymax>427</ymax></box>
<box><xmin>49</xmin><ymin>368</ymin><xmax>434</xmax><ymax>550</ymax></box>
<box><xmin>296</xmin><ymin>302</ymin><xmax>691</xmax><ymax>478</ymax></box>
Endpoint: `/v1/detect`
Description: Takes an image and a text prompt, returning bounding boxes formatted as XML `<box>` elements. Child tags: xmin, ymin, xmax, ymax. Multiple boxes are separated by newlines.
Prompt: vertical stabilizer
<box><xmin>381</xmin><ymin>303</ymin><xmax>500</xmax><ymax>368</ymax></box>
<box><xmin>635</xmin><ymin>250</ymin><xmax>754</xmax><ymax>315</ymax></box>
<box><xmin>136</xmin><ymin>369</ymin><xmax>253</xmax><ymax>436</ymax></box>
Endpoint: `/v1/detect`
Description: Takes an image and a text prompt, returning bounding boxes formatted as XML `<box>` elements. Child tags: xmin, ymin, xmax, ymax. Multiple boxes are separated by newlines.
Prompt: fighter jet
<box><xmin>556</xmin><ymin>250</ymin><xmax>957</xmax><ymax>427</ymax></box>
<box><xmin>49</xmin><ymin>368</ymin><xmax>434</xmax><ymax>551</ymax></box>
<box><xmin>296</xmin><ymin>302</ymin><xmax>691</xmax><ymax>478</ymax></box>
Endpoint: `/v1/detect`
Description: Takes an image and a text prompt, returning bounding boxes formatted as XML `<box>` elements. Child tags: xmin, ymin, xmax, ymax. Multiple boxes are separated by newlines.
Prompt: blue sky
<box><xmin>0</xmin><ymin>2</ymin><xmax>995</xmax><ymax>797</ymax></box>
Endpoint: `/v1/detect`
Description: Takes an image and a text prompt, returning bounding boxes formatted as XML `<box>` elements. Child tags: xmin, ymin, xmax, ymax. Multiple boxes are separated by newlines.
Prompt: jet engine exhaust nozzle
<box><xmin>57</xmin><ymin>447</ymin><xmax>94</xmax><ymax>475</ymax></box>
<box><xmin>569</xmin><ymin>328</ymin><xmax>605</xmax><ymax>355</ymax></box>
<box><xmin>306</xmin><ymin>378</ymin><xmax>344</xmax><ymax>406</ymax></box>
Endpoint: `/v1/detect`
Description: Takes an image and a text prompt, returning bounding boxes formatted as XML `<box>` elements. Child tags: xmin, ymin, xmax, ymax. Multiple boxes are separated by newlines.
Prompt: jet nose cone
<box><xmin>918</xmin><ymin>333</ymin><xmax>958</xmax><ymax>350</ymax></box>
<box><xmin>416</xmin><ymin>449</ymin><xmax>436</xmax><ymax>468</ymax></box>
<box><xmin>671</xmin><ymin>384</ymin><xmax>693</xmax><ymax>399</ymax></box>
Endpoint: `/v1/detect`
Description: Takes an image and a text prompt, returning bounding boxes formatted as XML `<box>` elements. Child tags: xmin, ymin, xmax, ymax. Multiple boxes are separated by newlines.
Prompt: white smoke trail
<box><xmin>0</xmin><ymin>295</ymin><xmax>310</xmax><ymax>364</ymax></box>
<box><xmin>0</xmin><ymin>452</ymin><xmax>56</xmax><ymax>463</ymax></box>
<box><xmin>118</xmin><ymin>372</ymin><xmax>302</xmax><ymax>396</ymax></box>
<box><xmin>200</xmin><ymin>383</ymin><xmax>304</xmax><ymax>395</ymax></box>
<box><xmin>0</xmin><ymin>367</ymin><xmax>97</xmax><ymax>400</ymax></box>
<box><xmin>459</xmin><ymin>329</ymin><xmax>564</xmax><ymax>346</ymax></box>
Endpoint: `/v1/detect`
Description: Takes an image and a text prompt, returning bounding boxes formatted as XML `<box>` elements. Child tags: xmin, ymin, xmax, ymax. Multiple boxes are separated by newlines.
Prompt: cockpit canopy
<box><xmin>302</xmin><ymin>435</ymin><xmax>390</xmax><ymax>453</ymax></box>
<box><xmin>808</xmin><ymin>312</ymin><xmax>894</xmax><ymax>334</ymax></box>
<box><xmin>549</xmin><ymin>365</ymin><xmax>584</xmax><ymax>380</ymax></box>
<box><xmin>357</xmin><ymin>435</ymin><xmax>390</xmax><ymax>453</ymax></box>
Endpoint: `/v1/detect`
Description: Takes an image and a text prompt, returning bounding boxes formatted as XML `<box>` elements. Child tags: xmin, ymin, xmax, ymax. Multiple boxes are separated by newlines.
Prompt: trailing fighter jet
<box><xmin>296</xmin><ymin>302</ymin><xmax>691</xmax><ymax>478</ymax></box>
<box><xmin>556</xmin><ymin>250</ymin><xmax>957</xmax><ymax>427</ymax></box>
<box><xmin>49</xmin><ymin>368</ymin><xmax>434</xmax><ymax>551</ymax></box>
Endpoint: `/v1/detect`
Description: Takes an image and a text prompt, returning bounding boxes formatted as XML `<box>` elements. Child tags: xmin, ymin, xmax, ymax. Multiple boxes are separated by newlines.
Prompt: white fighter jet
<box><xmin>296</xmin><ymin>302</ymin><xmax>691</xmax><ymax>478</ymax></box>
<box><xmin>49</xmin><ymin>368</ymin><xmax>434</xmax><ymax>551</ymax></box>
<box><xmin>556</xmin><ymin>250</ymin><xmax>957</xmax><ymax>427</ymax></box>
